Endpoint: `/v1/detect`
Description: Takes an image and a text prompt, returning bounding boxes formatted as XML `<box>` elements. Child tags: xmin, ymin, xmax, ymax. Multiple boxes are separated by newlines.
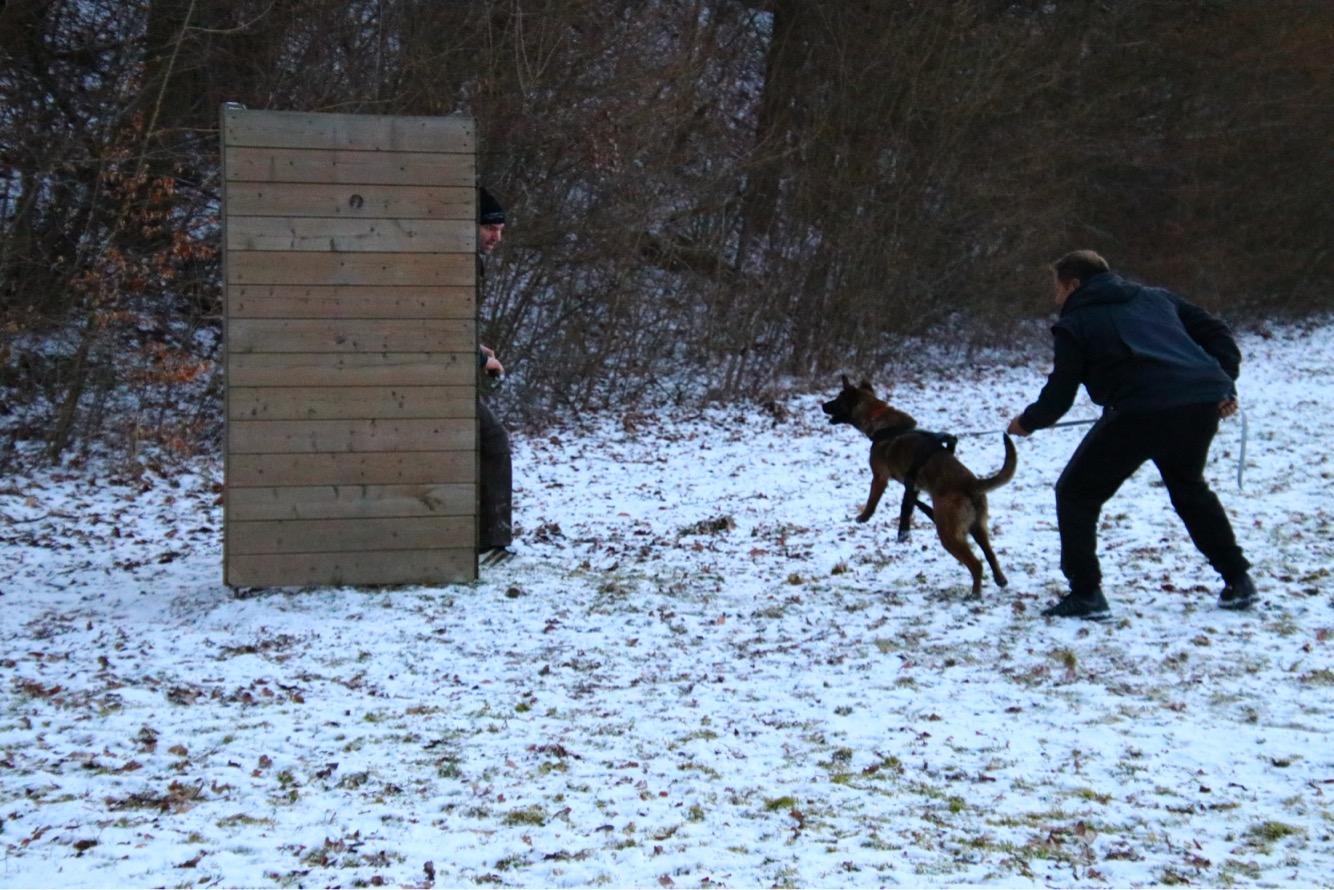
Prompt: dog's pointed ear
<box><xmin>840</xmin><ymin>373</ymin><xmax>852</xmax><ymax>388</ymax></box>
<box><xmin>858</xmin><ymin>378</ymin><xmax>874</xmax><ymax>393</ymax></box>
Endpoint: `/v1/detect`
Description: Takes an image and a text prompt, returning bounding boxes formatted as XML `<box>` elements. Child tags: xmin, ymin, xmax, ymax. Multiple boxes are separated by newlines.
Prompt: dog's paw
<box><xmin>896</xmin><ymin>529</ymin><xmax>911</xmax><ymax>543</ymax></box>
<box><xmin>855</xmin><ymin>512</ymin><xmax>871</xmax><ymax>524</ymax></box>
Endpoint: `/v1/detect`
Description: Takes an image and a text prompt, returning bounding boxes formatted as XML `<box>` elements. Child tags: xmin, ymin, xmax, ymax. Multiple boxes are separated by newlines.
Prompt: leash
<box><xmin>950</xmin><ymin>411</ymin><xmax>1249</xmax><ymax>491</ymax></box>
<box><xmin>950</xmin><ymin>418</ymin><xmax>1098</xmax><ymax>438</ymax></box>
<box><xmin>1237</xmin><ymin>405</ymin><xmax>1248</xmax><ymax>491</ymax></box>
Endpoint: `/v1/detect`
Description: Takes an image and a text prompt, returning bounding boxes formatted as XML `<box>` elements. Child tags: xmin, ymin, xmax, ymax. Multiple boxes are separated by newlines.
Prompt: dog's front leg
<box><xmin>896</xmin><ymin>484</ymin><xmax>917</xmax><ymax>542</ymax></box>
<box><xmin>857</xmin><ymin>473</ymin><xmax>888</xmax><ymax>523</ymax></box>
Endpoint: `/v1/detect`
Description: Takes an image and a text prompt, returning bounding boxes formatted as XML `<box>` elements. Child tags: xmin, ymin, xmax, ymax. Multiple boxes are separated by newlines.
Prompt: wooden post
<box><xmin>221</xmin><ymin>109</ymin><xmax>478</xmax><ymax>586</ymax></box>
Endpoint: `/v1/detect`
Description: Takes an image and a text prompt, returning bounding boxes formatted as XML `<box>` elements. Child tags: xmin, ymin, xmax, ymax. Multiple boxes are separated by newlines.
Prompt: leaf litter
<box><xmin>1</xmin><ymin>322</ymin><xmax>1332</xmax><ymax>887</ymax></box>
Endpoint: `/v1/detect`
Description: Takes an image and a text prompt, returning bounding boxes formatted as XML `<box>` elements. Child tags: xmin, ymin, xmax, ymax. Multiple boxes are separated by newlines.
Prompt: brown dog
<box><xmin>822</xmin><ymin>375</ymin><xmax>1017</xmax><ymax>596</ymax></box>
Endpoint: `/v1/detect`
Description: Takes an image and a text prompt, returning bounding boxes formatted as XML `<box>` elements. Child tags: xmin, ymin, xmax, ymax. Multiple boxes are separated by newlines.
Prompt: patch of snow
<box><xmin>2</xmin><ymin>322</ymin><xmax>1330</xmax><ymax>887</ymax></box>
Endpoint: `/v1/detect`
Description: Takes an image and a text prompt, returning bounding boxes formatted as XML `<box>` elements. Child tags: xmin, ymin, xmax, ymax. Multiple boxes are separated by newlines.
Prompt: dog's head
<box><xmin>821</xmin><ymin>374</ymin><xmax>877</xmax><ymax>426</ymax></box>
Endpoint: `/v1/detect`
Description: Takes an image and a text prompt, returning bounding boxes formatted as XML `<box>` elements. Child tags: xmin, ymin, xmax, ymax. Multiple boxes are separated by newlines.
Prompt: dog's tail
<box><xmin>972</xmin><ymin>433</ymin><xmax>1017</xmax><ymax>493</ymax></box>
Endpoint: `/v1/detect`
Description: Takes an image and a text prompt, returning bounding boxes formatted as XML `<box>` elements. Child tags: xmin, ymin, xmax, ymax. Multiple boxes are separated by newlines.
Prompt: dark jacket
<box><xmin>1019</xmin><ymin>272</ymin><xmax>1240</xmax><ymax>431</ymax></box>
<box><xmin>477</xmin><ymin>253</ymin><xmax>488</xmax><ymax>370</ymax></box>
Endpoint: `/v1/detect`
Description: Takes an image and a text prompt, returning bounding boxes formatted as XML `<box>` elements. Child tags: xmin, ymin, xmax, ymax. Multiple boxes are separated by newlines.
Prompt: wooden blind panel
<box><xmin>229</xmin><ymin>419</ymin><xmax>476</xmax><ymax>455</ymax></box>
<box><xmin>222</xmin><ymin>109</ymin><xmax>476</xmax><ymax>588</ymax></box>
<box><xmin>228</xmin><ymin>285</ymin><xmax>474</xmax><ymax>320</ymax></box>
<box><xmin>228</xmin><ymin>452</ymin><xmax>475</xmax><ymax>488</ymax></box>
<box><xmin>226</xmin><ymin>352</ymin><xmax>474</xmax><ymax>387</ymax></box>
<box><xmin>225</xmin><ymin>147</ymin><xmax>473</xmax><ymax>187</ymax></box>
<box><xmin>229</xmin><ymin>318</ymin><xmax>473</xmax><ymax>354</ymax></box>
<box><xmin>228</xmin><ymin>483</ymin><xmax>475</xmax><ymax>522</ymax></box>
<box><xmin>229</xmin><ymin>516</ymin><xmax>474</xmax><ymax>555</ymax></box>
<box><xmin>223</xmin><ymin>109</ymin><xmax>474</xmax><ymax>152</ymax></box>
<box><xmin>229</xmin><ymin>286</ymin><xmax>475</xmax><ymax>320</ymax></box>
<box><xmin>227</xmin><ymin>549</ymin><xmax>475</xmax><ymax>588</ymax></box>
<box><xmin>225</xmin><ymin>183</ymin><xmax>473</xmax><ymax>219</ymax></box>
<box><xmin>228</xmin><ymin>251</ymin><xmax>474</xmax><ymax>287</ymax></box>
<box><xmin>229</xmin><ymin>386</ymin><xmax>475</xmax><ymax>421</ymax></box>
<box><xmin>227</xmin><ymin>217</ymin><xmax>473</xmax><ymax>253</ymax></box>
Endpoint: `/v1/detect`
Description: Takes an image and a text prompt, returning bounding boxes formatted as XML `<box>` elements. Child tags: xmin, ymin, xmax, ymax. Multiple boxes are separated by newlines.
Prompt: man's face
<box><xmin>1051</xmin><ymin>272</ymin><xmax>1079</xmax><ymax>308</ymax></box>
<box><xmin>478</xmin><ymin>223</ymin><xmax>505</xmax><ymax>254</ymax></box>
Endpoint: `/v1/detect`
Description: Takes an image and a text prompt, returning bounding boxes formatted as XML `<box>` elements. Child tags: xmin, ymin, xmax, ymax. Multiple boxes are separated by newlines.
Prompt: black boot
<box><xmin>1042</xmin><ymin>588</ymin><xmax>1111</xmax><ymax>620</ymax></box>
<box><xmin>1218</xmin><ymin>573</ymin><xmax>1257</xmax><ymax>611</ymax></box>
<box><xmin>478</xmin><ymin>546</ymin><xmax>516</xmax><ymax>567</ymax></box>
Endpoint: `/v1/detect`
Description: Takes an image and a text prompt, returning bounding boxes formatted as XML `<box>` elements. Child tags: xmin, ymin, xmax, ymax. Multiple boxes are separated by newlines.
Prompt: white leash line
<box><xmin>951</xmin><ymin>418</ymin><xmax>1098</xmax><ymax>438</ymax></box>
<box><xmin>954</xmin><ymin>411</ymin><xmax>1248</xmax><ymax>491</ymax></box>
<box><xmin>1237</xmin><ymin>406</ymin><xmax>1248</xmax><ymax>492</ymax></box>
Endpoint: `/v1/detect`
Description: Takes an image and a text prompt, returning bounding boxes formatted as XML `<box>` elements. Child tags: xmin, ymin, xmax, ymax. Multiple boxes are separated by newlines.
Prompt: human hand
<box><xmin>1219</xmin><ymin>398</ymin><xmax>1239</xmax><ymax>419</ymax></box>
<box><xmin>1007</xmin><ymin>416</ymin><xmax>1031</xmax><ymax>437</ymax></box>
<box><xmin>484</xmin><ymin>356</ymin><xmax>504</xmax><ymax>378</ymax></box>
<box><xmin>480</xmin><ymin>344</ymin><xmax>496</xmax><ymax>359</ymax></box>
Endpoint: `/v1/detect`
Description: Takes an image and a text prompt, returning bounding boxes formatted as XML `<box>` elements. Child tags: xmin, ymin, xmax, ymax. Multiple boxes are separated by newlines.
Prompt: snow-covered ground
<box><xmin>2</xmin><ymin>321</ymin><xmax>1331</xmax><ymax>888</ymax></box>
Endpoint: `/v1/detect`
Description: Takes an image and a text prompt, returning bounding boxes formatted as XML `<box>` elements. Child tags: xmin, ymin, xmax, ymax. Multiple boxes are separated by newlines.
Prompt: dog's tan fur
<box><xmin>822</xmin><ymin>375</ymin><xmax>1017</xmax><ymax>596</ymax></box>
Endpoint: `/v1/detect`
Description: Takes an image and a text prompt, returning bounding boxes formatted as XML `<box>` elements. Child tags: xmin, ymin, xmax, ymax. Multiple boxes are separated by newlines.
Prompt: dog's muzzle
<box><xmin>821</xmin><ymin>398</ymin><xmax>851</xmax><ymax>424</ymax></box>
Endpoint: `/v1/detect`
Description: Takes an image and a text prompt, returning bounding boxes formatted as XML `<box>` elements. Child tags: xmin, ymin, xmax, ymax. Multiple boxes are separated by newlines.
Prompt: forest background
<box><xmin>1</xmin><ymin>0</ymin><xmax>1330</xmax><ymax>464</ymax></box>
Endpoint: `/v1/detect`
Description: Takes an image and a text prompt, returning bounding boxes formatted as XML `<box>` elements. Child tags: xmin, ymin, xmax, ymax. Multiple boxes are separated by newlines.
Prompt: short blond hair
<box><xmin>1052</xmin><ymin>250</ymin><xmax>1109</xmax><ymax>284</ymax></box>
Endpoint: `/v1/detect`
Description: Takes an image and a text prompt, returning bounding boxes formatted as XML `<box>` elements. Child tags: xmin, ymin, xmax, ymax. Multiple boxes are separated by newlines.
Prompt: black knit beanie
<box><xmin>478</xmin><ymin>188</ymin><xmax>506</xmax><ymax>225</ymax></box>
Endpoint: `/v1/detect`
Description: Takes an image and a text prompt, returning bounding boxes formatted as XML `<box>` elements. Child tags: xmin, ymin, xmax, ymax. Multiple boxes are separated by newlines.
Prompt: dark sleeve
<box><xmin>1176</xmin><ymin>299</ymin><xmax>1241</xmax><ymax>380</ymax></box>
<box><xmin>476</xmin><ymin>254</ymin><xmax>487</xmax><ymax>369</ymax></box>
<box><xmin>1019</xmin><ymin>327</ymin><xmax>1084</xmax><ymax>432</ymax></box>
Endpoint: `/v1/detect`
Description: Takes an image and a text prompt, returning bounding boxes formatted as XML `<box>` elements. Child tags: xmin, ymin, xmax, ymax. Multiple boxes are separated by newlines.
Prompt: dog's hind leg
<box><xmin>971</xmin><ymin>521</ymin><xmax>1008</xmax><ymax>588</ymax></box>
<box><xmin>935</xmin><ymin>504</ymin><xmax>984</xmax><ymax>596</ymax></box>
<box><xmin>939</xmin><ymin>532</ymin><xmax>985</xmax><ymax>597</ymax></box>
<box><xmin>968</xmin><ymin>498</ymin><xmax>1007</xmax><ymax>587</ymax></box>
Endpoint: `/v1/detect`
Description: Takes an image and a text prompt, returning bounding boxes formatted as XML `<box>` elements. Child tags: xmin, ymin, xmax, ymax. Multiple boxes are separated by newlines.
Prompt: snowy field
<box><xmin>2</xmin><ymin>321</ymin><xmax>1332</xmax><ymax>888</ymax></box>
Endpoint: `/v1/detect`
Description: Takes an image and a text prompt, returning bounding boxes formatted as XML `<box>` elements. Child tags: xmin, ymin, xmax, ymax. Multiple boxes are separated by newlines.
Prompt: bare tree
<box><xmin>1</xmin><ymin>0</ymin><xmax>1329</xmax><ymax>460</ymax></box>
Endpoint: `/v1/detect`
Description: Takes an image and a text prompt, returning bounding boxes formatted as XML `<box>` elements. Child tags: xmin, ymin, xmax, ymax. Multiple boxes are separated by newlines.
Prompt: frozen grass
<box><xmin>2</xmin><ymin>322</ymin><xmax>1331</xmax><ymax>887</ymax></box>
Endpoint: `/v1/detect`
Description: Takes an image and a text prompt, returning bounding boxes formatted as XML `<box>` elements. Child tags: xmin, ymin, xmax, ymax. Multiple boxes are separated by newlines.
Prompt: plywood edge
<box><xmin>223</xmin><ymin>109</ymin><xmax>476</xmax><ymax>153</ymax></box>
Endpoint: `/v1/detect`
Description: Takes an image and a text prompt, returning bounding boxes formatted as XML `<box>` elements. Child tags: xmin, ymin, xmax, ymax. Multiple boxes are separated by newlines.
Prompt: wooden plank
<box><xmin>228</xmin><ymin>418</ymin><xmax>476</xmax><ymax>454</ymax></box>
<box><xmin>229</xmin><ymin>452</ymin><xmax>476</xmax><ymax>487</ymax></box>
<box><xmin>227</xmin><ymin>251</ymin><xmax>474</xmax><ymax>286</ymax></box>
<box><xmin>228</xmin><ymin>516</ymin><xmax>474</xmax><ymax>555</ymax></box>
<box><xmin>227</xmin><ymin>217</ymin><xmax>473</xmax><ymax>253</ymax></box>
<box><xmin>229</xmin><ymin>386</ymin><xmax>475</xmax><ymax>421</ymax></box>
<box><xmin>228</xmin><ymin>285</ymin><xmax>475</xmax><ymax>319</ymax></box>
<box><xmin>224</xmin><ymin>147</ymin><xmax>473</xmax><ymax>187</ymax></box>
<box><xmin>228</xmin><ymin>318</ymin><xmax>473</xmax><ymax>353</ymax></box>
<box><xmin>227</xmin><ymin>352</ymin><xmax>475</xmax><ymax>387</ymax></box>
<box><xmin>228</xmin><ymin>483</ymin><xmax>474</xmax><ymax>521</ymax></box>
<box><xmin>224</xmin><ymin>109</ymin><xmax>475</xmax><ymax>153</ymax></box>
<box><xmin>226</xmin><ymin>548</ymin><xmax>475</xmax><ymax>588</ymax></box>
<box><xmin>224</xmin><ymin>183</ymin><xmax>472</xmax><ymax>219</ymax></box>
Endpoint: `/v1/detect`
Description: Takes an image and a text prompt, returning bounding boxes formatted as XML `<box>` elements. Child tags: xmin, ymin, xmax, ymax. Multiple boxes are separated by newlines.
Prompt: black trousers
<box><xmin>1054</xmin><ymin>402</ymin><xmax>1248</xmax><ymax>594</ymax></box>
<box><xmin>477</xmin><ymin>399</ymin><xmax>513</xmax><ymax>550</ymax></box>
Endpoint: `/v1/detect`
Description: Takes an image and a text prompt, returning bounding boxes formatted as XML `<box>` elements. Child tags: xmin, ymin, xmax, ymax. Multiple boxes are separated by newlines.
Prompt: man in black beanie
<box><xmin>475</xmin><ymin>188</ymin><xmax>513</xmax><ymax>565</ymax></box>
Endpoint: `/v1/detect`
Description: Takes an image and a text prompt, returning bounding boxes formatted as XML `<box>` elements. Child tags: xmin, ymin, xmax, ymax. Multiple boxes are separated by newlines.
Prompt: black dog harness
<box><xmin>871</xmin><ymin>427</ymin><xmax>957</xmax><ymax>538</ymax></box>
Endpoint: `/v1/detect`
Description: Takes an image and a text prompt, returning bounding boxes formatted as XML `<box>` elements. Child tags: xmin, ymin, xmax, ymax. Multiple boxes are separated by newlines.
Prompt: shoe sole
<box><xmin>1042</xmin><ymin>607</ymin><xmax>1111</xmax><ymax>621</ymax></box>
<box><xmin>1218</xmin><ymin>597</ymin><xmax>1255</xmax><ymax>611</ymax></box>
<box><xmin>480</xmin><ymin>549</ymin><xmax>515</xmax><ymax>567</ymax></box>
